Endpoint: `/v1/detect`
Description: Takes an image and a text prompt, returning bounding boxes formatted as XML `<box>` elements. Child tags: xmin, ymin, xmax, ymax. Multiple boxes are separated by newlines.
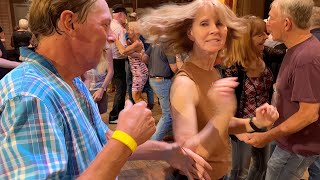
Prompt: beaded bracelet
<box><xmin>111</xmin><ymin>130</ymin><xmax>137</xmax><ymax>153</ymax></box>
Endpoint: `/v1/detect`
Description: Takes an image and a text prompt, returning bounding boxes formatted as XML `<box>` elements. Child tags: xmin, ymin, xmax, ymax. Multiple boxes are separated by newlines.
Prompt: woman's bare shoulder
<box><xmin>171</xmin><ymin>74</ymin><xmax>199</xmax><ymax>104</ymax></box>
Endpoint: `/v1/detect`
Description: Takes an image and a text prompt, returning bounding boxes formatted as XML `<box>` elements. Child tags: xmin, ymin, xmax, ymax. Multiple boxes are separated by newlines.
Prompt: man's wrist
<box><xmin>99</xmin><ymin>87</ymin><xmax>106</xmax><ymax>91</ymax></box>
<box><xmin>250</xmin><ymin>117</ymin><xmax>266</xmax><ymax>132</ymax></box>
<box><xmin>267</xmin><ymin>126</ymin><xmax>282</xmax><ymax>140</ymax></box>
<box><xmin>111</xmin><ymin>130</ymin><xmax>138</xmax><ymax>153</ymax></box>
<box><xmin>251</xmin><ymin>117</ymin><xmax>264</xmax><ymax>129</ymax></box>
<box><xmin>163</xmin><ymin>143</ymin><xmax>173</xmax><ymax>162</ymax></box>
<box><xmin>108</xmin><ymin>138</ymin><xmax>133</xmax><ymax>155</ymax></box>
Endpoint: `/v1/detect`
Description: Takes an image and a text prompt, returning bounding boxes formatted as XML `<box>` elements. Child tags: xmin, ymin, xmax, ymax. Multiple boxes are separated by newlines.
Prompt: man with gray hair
<box><xmin>244</xmin><ymin>0</ymin><xmax>320</xmax><ymax>179</ymax></box>
<box><xmin>0</xmin><ymin>0</ymin><xmax>212</xmax><ymax>179</ymax></box>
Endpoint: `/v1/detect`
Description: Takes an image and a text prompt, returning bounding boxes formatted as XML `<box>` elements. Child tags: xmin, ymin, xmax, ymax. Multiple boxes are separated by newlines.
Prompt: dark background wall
<box><xmin>1</xmin><ymin>0</ymin><xmax>320</xmax><ymax>50</ymax></box>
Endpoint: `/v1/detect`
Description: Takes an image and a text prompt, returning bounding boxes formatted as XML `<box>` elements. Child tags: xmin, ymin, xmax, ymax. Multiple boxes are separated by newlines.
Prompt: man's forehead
<box><xmin>89</xmin><ymin>0</ymin><xmax>112</xmax><ymax>18</ymax></box>
<box><xmin>91</xmin><ymin>0</ymin><xmax>109</xmax><ymax>12</ymax></box>
<box><xmin>269</xmin><ymin>6</ymin><xmax>279</xmax><ymax>17</ymax></box>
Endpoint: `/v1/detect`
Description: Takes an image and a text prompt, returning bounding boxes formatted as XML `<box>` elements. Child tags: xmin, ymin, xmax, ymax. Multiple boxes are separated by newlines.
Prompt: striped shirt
<box><xmin>0</xmin><ymin>48</ymin><xmax>109</xmax><ymax>179</ymax></box>
<box><xmin>111</xmin><ymin>19</ymin><xmax>127</xmax><ymax>59</ymax></box>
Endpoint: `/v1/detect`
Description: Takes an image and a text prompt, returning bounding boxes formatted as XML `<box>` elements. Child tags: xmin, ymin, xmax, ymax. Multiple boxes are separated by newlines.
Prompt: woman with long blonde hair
<box><xmin>139</xmin><ymin>1</ymin><xmax>279</xmax><ymax>179</ymax></box>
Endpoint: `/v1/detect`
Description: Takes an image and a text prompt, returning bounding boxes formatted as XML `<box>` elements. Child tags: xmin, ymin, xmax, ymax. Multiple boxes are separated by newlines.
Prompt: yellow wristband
<box><xmin>111</xmin><ymin>130</ymin><xmax>137</xmax><ymax>153</ymax></box>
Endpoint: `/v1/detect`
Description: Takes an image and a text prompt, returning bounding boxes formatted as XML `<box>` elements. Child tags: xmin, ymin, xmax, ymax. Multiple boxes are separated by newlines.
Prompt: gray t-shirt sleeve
<box><xmin>292</xmin><ymin>63</ymin><xmax>320</xmax><ymax>103</ymax></box>
<box><xmin>146</xmin><ymin>46</ymin><xmax>152</xmax><ymax>56</ymax></box>
<box><xmin>167</xmin><ymin>55</ymin><xmax>176</xmax><ymax>64</ymax></box>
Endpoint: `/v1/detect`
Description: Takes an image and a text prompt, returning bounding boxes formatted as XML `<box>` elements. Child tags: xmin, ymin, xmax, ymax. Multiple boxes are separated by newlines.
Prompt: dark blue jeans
<box><xmin>266</xmin><ymin>145</ymin><xmax>320</xmax><ymax>180</ymax></box>
<box><xmin>309</xmin><ymin>157</ymin><xmax>320</xmax><ymax>180</ymax></box>
<box><xmin>109</xmin><ymin>59</ymin><xmax>127</xmax><ymax>121</ymax></box>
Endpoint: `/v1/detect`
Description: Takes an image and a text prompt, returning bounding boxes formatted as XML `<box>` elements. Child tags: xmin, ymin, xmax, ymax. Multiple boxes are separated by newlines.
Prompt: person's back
<box><xmin>12</xmin><ymin>31</ymin><xmax>32</xmax><ymax>49</ymax></box>
<box><xmin>11</xmin><ymin>19</ymin><xmax>32</xmax><ymax>51</ymax></box>
<box><xmin>148</xmin><ymin>44</ymin><xmax>175</xmax><ymax>79</ymax></box>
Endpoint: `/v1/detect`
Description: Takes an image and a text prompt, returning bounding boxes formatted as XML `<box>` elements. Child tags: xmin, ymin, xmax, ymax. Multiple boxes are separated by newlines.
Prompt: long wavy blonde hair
<box><xmin>139</xmin><ymin>0</ymin><xmax>246</xmax><ymax>56</ymax></box>
<box><xmin>224</xmin><ymin>16</ymin><xmax>266</xmax><ymax>70</ymax></box>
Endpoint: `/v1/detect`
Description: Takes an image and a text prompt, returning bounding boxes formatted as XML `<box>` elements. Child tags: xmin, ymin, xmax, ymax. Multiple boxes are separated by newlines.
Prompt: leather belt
<box><xmin>149</xmin><ymin>75</ymin><xmax>172</xmax><ymax>79</ymax></box>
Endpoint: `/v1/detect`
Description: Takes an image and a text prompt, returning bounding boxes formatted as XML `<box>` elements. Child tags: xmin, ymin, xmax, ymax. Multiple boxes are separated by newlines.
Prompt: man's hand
<box><xmin>235</xmin><ymin>133</ymin><xmax>250</xmax><ymax>142</ymax></box>
<box><xmin>255</xmin><ymin>103</ymin><xmax>279</xmax><ymax>129</ymax></box>
<box><xmin>116</xmin><ymin>100</ymin><xmax>156</xmax><ymax>145</ymax></box>
<box><xmin>208</xmin><ymin>77</ymin><xmax>239</xmax><ymax>118</ymax></box>
<box><xmin>242</xmin><ymin>132</ymin><xmax>272</xmax><ymax>148</ymax></box>
<box><xmin>165</xmin><ymin>143</ymin><xmax>212</xmax><ymax>180</ymax></box>
<box><xmin>92</xmin><ymin>88</ymin><xmax>104</xmax><ymax>102</ymax></box>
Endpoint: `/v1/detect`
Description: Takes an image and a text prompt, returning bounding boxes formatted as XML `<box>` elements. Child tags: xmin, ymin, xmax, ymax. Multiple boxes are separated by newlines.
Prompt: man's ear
<box><xmin>57</xmin><ymin>10</ymin><xmax>76</xmax><ymax>36</ymax></box>
<box><xmin>187</xmin><ymin>29</ymin><xmax>195</xmax><ymax>41</ymax></box>
<box><xmin>284</xmin><ymin>17</ymin><xmax>292</xmax><ymax>32</ymax></box>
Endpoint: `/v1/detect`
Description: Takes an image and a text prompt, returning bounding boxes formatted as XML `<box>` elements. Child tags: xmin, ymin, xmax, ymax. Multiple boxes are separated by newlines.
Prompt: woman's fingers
<box><xmin>183</xmin><ymin>148</ymin><xmax>212</xmax><ymax>170</ymax></box>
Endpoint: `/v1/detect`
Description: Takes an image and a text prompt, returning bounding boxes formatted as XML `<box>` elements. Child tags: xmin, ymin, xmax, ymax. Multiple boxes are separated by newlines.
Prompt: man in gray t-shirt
<box><xmin>146</xmin><ymin>44</ymin><xmax>176</xmax><ymax>78</ymax></box>
<box><xmin>142</xmin><ymin>44</ymin><xmax>177</xmax><ymax>141</ymax></box>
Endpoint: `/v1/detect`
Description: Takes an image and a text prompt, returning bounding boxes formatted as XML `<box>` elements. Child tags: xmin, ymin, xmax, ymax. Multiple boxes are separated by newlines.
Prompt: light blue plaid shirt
<box><xmin>0</xmin><ymin>48</ymin><xmax>109</xmax><ymax>179</ymax></box>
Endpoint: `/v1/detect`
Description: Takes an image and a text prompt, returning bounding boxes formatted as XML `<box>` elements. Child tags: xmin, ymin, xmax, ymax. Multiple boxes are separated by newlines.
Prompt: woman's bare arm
<box><xmin>0</xmin><ymin>58</ymin><xmax>21</xmax><ymax>69</ymax></box>
<box><xmin>115</xmin><ymin>38</ymin><xmax>142</xmax><ymax>56</ymax></box>
<box><xmin>171</xmin><ymin>76</ymin><xmax>234</xmax><ymax>159</ymax></box>
<box><xmin>171</xmin><ymin>77</ymin><xmax>245</xmax><ymax>159</ymax></box>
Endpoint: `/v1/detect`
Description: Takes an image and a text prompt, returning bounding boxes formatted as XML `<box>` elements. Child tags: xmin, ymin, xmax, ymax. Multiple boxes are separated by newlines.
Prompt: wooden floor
<box><xmin>119</xmin><ymin>160</ymin><xmax>169</xmax><ymax>180</ymax></box>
